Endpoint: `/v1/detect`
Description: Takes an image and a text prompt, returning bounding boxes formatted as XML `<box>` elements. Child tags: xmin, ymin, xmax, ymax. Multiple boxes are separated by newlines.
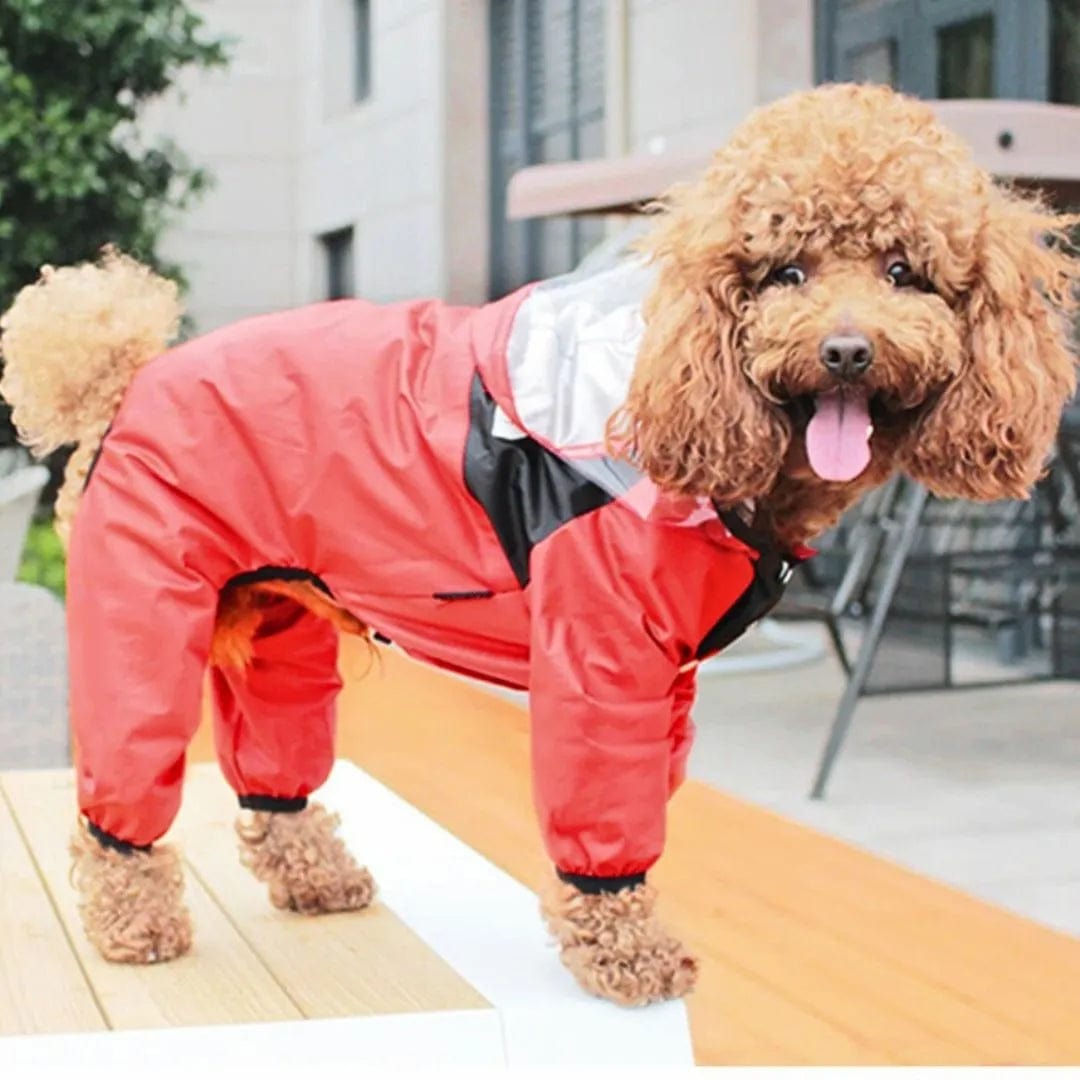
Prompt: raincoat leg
<box><xmin>210</xmin><ymin>594</ymin><xmax>342</xmax><ymax>805</ymax></box>
<box><xmin>68</xmin><ymin>459</ymin><xmax>237</xmax><ymax>849</ymax></box>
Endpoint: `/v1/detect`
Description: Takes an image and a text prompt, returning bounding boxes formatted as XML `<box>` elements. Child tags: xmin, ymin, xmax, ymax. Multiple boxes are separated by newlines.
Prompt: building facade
<box><xmin>141</xmin><ymin>0</ymin><xmax>1077</xmax><ymax>333</ymax></box>
<box><xmin>140</xmin><ymin>0</ymin><xmax>814</xmax><ymax>331</ymax></box>
<box><xmin>140</xmin><ymin>0</ymin><xmax>489</xmax><ymax>329</ymax></box>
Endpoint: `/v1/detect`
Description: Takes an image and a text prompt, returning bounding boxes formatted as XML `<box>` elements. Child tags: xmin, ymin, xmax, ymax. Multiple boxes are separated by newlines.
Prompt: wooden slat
<box><xmin>204</xmin><ymin>638</ymin><xmax>1080</xmax><ymax>1067</ymax></box>
<box><xmin>670</xmin><ymin>886</ymin><xmax>1060</xmax><ymax>1064</ymax></box>
<box><xmin>1</xmin><ymin>770</ymin><xmax>301</xmax><ymax>1031</ymax></box>
<box><xmin>658</xmin><ymin>878</ymin><xmax>1052</xmax><ymax>1064</ymax></box>
<box><xmin>0</xmin><ymin>782</ymin><xmax>105</xmax><ymax>1036</ymax></box>
<box><xmin>703</xmin><ymin>784</ymin><xmax>1080</xmax><ymax>978</ymax></box>
<box><xmin>173</xmin><ymin>766</ymin><xmax>489</xmax><ymax>1018</ymax></box>
<box><xmin>662</xmin><ymin>787</ymin><xmax>1080</xmax><ymax>1057</ymax></box>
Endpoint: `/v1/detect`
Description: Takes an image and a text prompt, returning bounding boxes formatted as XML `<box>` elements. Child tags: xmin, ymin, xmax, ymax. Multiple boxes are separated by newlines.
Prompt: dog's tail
<box><xmin>0</xmin><ymin>248</ymin><xmax>182</xmax><ymax>542</ymax></box>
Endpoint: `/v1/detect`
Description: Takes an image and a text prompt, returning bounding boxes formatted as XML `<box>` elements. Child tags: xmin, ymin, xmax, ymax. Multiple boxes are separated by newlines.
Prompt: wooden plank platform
<box><xmin>0</xmin><ymin>790</ymin><xmax>104</xmax><ymax>1036</ymax></box>
<box><xmin>174</xmin><ymin>768</ymin><xmax>490</xmax><ymax>1019</ymax></box>
<box><xmin>0</xmin><ymin>768</ymin><xmax>485</xmax><ymax>1036</ymax></box>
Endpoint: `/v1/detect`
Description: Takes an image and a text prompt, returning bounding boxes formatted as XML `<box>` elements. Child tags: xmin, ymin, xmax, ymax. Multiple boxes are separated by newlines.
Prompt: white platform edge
<box><xmin>1</xmin><ymin>760</ymin><xmax>694</xmax><ymax>1071</ymax></box>
<box><xmin>318</xmin><ymin>760</ymin><xmax>694</xmax><ymax>1066</ymax></box>
<box><xmin>4</xmin><ymin>1011</ymin><xmax>505</xmax><ymax>1076</ymax></box>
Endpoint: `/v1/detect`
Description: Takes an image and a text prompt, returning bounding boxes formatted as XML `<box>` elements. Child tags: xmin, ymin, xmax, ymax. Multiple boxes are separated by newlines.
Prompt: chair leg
<box><xmin>809</xmin><ymin>484</ymin><xmax>929</xmax><ymax>799</ymax></box>
<box><xmin>825</xmin><ymin>614</ymin><xmax>851</xmax><ymax>675</ymax></box>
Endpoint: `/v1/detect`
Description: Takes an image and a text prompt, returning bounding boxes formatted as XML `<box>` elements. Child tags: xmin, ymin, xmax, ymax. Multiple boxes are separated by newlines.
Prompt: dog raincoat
<box><xmin>69</xmin><ymin>259</ymin><xmax>804</xmax><ymax>888</ymax></box>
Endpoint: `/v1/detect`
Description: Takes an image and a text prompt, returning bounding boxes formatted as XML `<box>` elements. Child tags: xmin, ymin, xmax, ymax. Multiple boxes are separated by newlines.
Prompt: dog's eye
<box><xmin>886</xmin><ymin>259</ymin><xmax>933</xmax><ymax>292</ymax></box>
<box><xmin>766</xmin><ymin>264</ymin><xmax>806</xmax><ymax>287</ymax></box>
<box><xmin>886</xmin><ymin>259</ymin><xmax>915</xmax><ymax>286</ymax></box>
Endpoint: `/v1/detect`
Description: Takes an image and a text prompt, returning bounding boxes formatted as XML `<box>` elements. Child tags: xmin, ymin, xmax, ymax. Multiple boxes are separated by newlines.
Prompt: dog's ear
<box><xmin>905</xmin><ymin>195</ymin><xmax>1078</xmax><ymax>501</ymax></box>
<box><xmin>608</xmin><ymin>201</ymin><xmax>790</xmax><ymax>505</ymax></box>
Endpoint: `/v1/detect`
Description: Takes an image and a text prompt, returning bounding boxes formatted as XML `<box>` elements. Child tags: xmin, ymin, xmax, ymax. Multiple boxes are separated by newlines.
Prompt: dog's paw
<box><xmin>236</xmin><ymin>802</ymin><xmax>377</xmax><ymax>915</ymax></box>
<box><xmin>562</xmin><ymin>930</ymin><xmax>699</xmax><ymax>1006</ymax></box>
<box><xmin>90</xmin><ymin>904</ymin><xmax>193</xmax><ymax>965</ymax></box>
<box><xmin>271</xmin><ymin>860</ymin><xmax>377</xmax><ymax>915</ymax></box>
<box><xmin>541</xmin><ymin>878</ymin><xmax>699</xmax><ymax>1006</ymax></box>
<box><xmin>70</xmin><ymin>822</ymin><xmax>193</xmax><ymax>964</ymax></box>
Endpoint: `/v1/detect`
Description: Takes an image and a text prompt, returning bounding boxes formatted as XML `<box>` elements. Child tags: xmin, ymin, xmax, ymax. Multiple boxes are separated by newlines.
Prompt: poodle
<box><xmin>1</xmin><ymin>83</ymin><xmax>1076</xmax><ymax>1004</ymax></box>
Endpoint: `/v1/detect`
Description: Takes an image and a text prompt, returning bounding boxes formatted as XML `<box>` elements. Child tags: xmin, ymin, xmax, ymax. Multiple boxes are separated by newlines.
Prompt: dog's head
<box><xmin>613</xmin><ymin>83</ymin><xmax>1078</xmax><ymax>520</ymax></box>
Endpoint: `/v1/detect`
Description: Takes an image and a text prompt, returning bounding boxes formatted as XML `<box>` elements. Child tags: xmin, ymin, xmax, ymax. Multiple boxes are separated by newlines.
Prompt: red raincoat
<box><xmin>69</xmin><ymin>260</ymin><xmax>801</xmax><ymax>885</ymax></box>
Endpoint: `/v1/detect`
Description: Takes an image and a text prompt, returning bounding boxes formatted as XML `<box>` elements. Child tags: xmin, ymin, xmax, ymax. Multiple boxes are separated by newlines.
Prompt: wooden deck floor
<box><xmin>4</xmin><ymin>638</ymin><xmax>1079</xmax><ymax>1064</ymax></box>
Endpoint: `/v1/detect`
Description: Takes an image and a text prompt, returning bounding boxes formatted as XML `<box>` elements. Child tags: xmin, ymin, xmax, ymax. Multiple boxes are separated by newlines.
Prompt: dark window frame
<box><xmin>354</xmin><ymin>0</ymin><xmax>372</xmax><ymax>103</ymax></box>
<box><xmin>320</xmin><ymin>226</ymin><xmax>355</xmax><ymax>301</ymax></box>
<box><xmin>814</xmin><ymin>0</ymin><xmax>1054</xmax><ymax>101</ymax></box>
<box><xmin>488</xmin><ymin>0</ymin><xmax>607</xmax><ymax>298</ymax></box>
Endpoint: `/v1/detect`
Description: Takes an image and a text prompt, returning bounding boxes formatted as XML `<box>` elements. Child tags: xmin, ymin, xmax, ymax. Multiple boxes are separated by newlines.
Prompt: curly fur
<box><xmin>540</xmin><ymin>878</ymin><xmax>698</xmax><ymax>1006</ymax></box>
<box><xmin>69</xmin><ymin>818</ymin><xmax>192</xmax><ymax>964</ymax></box>
<box><xmin>905</xmin><ymin>194</ymin><xmax>1079</xmax><ymax>499</ymax></box>
<box><xmin>235</xmin><ymin>802</ymin><xmax>376</xmax><ymax>914</ymax></box>
<box><xmin>0</xmin><ymin>249</ymin><xmax>181</xmax><ymax>543</ymax></box>
<box><xmin>610</xmin><ymin>83</ymin><xmax>1079</xmax><ymax>545</ymax></box>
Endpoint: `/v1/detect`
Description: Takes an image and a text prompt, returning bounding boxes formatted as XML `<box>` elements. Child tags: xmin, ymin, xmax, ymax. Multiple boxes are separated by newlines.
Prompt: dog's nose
<box><xmin>820</xmin><ymin>333</ymin><xmax>873</xmax><ymax>379</ymax></box>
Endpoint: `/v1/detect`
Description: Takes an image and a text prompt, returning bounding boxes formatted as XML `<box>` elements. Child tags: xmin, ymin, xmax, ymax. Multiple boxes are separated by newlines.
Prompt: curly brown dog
<box><xmin>2</xmin><ymin>84</ymin><xmax>1076</xmax><ymax>1005</ymax></box>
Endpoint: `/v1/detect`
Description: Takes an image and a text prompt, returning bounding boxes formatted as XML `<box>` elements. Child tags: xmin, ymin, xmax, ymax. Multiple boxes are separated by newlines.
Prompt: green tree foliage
<box><xmin>0</xmin><ymin>0</ymin><xmax>230</xmax><ymax>459</ymax></box>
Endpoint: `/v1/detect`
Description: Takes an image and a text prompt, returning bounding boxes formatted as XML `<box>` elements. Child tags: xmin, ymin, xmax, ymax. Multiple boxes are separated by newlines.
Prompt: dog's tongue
<box><xmin>805</xmin><ymin>389</ymin><xmax>873</xmax><ymax>482</ymax></box>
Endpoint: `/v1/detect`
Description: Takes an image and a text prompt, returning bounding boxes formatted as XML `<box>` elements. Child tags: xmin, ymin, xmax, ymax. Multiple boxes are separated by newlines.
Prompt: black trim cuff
<box><xmin>238</xmin><ymin>793</ymin><xmax>309</xmax><ymax>813</ymax></box>
<box><xmin>556</xmin><ymin>869</ymin><xmax>646</xmax><ymax>895</ymax></box>
<box><xmin>224</xmin><ymin>566</ymin><xmax>332</xmax><ymax>595</ymax></box>
<box><xmin>87</xmin><ymin>820</ymin><xmax>151</xmax><ymax>855</ymax></box>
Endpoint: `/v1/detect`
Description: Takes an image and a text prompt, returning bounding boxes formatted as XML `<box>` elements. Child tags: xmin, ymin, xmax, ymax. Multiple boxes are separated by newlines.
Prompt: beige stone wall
<box><xmin>438</xmin><ymin>0</ymin><xmax>490</xmax><ymax>305</ymax></box>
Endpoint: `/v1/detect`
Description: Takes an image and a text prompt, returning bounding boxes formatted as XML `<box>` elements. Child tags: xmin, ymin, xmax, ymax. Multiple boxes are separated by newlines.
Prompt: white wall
<box><xmin>296</xmin><ymin>0</ymin><xmax>489</xmax><ymax>307</ymax></box>
<box><xmin>139</xmin><ymin>0</ymin><xmax>303</xmax><ymax>333</ymax></box>
<box><xmin>142</xmin><ymin>0</ymin><xmax>464</xmax><ymax>330</ymax></box>
<box><xmin>615</xmin><ymin>0</ymin><xmax>814</xmax><ymax>158</ymax></box>
<box><xmin>625</xmin><ymin>0</ymin><xmax>761</xmax><ymax>155</ymax></box>
<box><xmin>296</xmin><ymin>0</ymin><xmax>446</xmax><ymax>306</ymax></box>
<box><xmin>757</xmin><ymin>0</ymin><xmax>815</xmax><ymax>105</ymax></box>
<box><xmin>439</xmin><ymin>0</ymin><xmax>490</xmax><ymax>305</ymax></box>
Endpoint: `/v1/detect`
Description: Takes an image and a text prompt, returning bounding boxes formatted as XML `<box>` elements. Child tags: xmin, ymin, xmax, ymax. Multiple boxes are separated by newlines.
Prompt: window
<box><xmin>817</xmin><ymin>0</ymin><xmax>1077</xmax><ymax>102</ymax></box>
<box><xmin>848</xmin><ymin>40</ymin><xmax>896</xmax><ymax>86</ymax></box>
<box><xmin>323</xmin><ymin>0</ymin><xmax>373</xmax><ymax>114</ymax></box>
<box><xmin>937</xmin><ymin>15</ymin><xmax>994</xmax><ymax>99</ymax></box>
<box><xmin>488</xmin><ymin>0</ymin><xmax>606</xmax><ymax>297</ymax></box>
<box><xmin>354</xmin><ymin>0</ymin><xmax>372</xmax><ymax>103</ymax></box>
<box><xmin>1050</xmin><ymin>0</ymin><xmax>1080</xmax><ymax>105</ymax></box>
<box><xmin>321</xmin><ymin>228</ymin><xmax>355</xmax><ymax>300</ymax></box>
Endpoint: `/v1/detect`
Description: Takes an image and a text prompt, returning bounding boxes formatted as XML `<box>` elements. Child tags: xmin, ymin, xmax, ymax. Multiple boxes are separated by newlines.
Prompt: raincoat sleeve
<box><xmin>67</xmin><ymin>448</ymin><xmax>242</xmax><ymax>850</ymax></box>
<box><xmin>526</xmin><ymin>503</ymin><xmax>751</xmax><ymax>887</ymax></box>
